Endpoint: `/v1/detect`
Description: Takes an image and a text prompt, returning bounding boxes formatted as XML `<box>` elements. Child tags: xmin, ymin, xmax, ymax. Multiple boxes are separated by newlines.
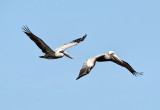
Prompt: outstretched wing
<box><xmin>22</xmin><ymin>26</ymin><xmax>54</xmax><ymax>54</ymax></box>
<box><xmin>76</xmin><ymin>58</ymin><xmax>97</xmax><ymax>80</ymax></box>
<box><xmin>55</xmin><ymin>34</ymin><xmax>87</xmax><ymax>51</ymax></box>
<box><xmin>111</xmin><ymin>59</ymin><xmax>143</xmax><ymax>76</ymax></box>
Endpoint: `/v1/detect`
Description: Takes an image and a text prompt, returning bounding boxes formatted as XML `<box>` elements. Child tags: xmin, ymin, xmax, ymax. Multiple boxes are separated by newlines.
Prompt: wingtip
<box><xmin>84</xmin><ymin>34</ymin><xmax>87</xmax><ymax>37</ymax></box>
<box><xmin>22</xmin><ymin>25</ymin><xmax>27</xmax><ymax>29</ymax></box>
<box><xmin>21</xmin><ymin>25</ymin><xmax>31</xmax><ymax>33</ymax></box>
<box><xmin>76</xmin><ymin>76</ymin><xmax>80</xmax><ymax>80</ymax></box>
<box><xmin>21</xmin><ymin>26</ymin><xmax>25</xmax><ymax>31</ymax></box>
<box><xmin>134</xmin><ymin>72</ymin><xmax>143</xmax><ymax>76</ymax></box>
<box><xmin>72</xmin><ymin>34</ymin><xmax>87</xmax><ymax>43</ymax></box>
<box><xmin>83</xmin><ymin>34</ymin><xmax>87</xmax><ymax>39</ymax></box>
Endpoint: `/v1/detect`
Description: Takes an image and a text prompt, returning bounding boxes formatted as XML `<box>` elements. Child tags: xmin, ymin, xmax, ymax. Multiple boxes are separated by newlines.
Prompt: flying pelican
<box><xmin>22</xmin><ymin>26</ymin><xmax>87</xmax><ymax>59</ymax></box>
<box><xmin>76</xmin><ymin>51</ymin><xmax>143</xmax><ymax>80</ymax></box>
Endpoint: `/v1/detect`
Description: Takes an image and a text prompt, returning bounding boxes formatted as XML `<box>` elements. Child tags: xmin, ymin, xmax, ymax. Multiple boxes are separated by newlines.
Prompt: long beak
<box><xmin>63</xmin><ymin>51</ymin><xmax>74</xmax><ymax>59</ymax></box>
<box><xmin>112</xmin><ymin>54</ymin><xmax>123</xmax><ymax>63</ymax></box>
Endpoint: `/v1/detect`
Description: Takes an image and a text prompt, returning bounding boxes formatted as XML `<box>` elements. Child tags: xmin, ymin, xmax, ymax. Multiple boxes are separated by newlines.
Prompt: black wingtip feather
<box><xmin>22</xmin><ymin>25</ymin><xmax>32</xmax><ymax>34</ymax></box>
<box><xmin>76</xmin><ymin>74</ymin><xmax>83</xmax><ymax>80</ymax></box>
<box><xmin>76</xmin><ymin>75</ymin><xmax>84</xmax><ymax>80</ymax></box>
<box><xmin>133</xmin><ymin>72</ymin><xmax>143</xmax><ymax>76</ymax></box>
<box><xmin>82</xmin><ymin>34</ymin><xmax>87</xmax><ymax>41</ymax></box>
<box><xmin>76</xmin><ymin>77</ymin><xmax>80</xmax><ymax>80</ymax></box>
<box><xmin>72</xmin><ymin>34</ymin><xmax>87</xmax><ymax>43</ymax></box>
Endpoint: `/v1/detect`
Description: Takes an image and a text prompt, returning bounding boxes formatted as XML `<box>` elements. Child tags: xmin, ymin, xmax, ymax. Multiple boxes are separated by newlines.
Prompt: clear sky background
<box><xmin>0</xmin><ymin>0</ymin><xmax>160</xmax><ymax>110</ymax></box>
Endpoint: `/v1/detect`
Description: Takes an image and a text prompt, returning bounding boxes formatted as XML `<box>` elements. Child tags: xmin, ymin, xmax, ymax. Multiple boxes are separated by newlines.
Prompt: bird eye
<box><xmin>110</xmin><ymin>53</ymin><xmax>114</xmax><ymax>55</ymax></box>
<box><xmin>60</xmin><ymin>50</ymin><xmax>64</xmax><ymax>53</ymax></box>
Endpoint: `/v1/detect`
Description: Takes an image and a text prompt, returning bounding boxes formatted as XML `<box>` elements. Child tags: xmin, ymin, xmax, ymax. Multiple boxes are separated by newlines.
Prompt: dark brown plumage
<box><xmin>22</xmin><ymin>26</ymin><xmax>54</xmax><ymax>54</ymax></box>
<box><xmin>22</xmin><ymin>25</ymin><xmax>87</xmax><ymax>59</ymax></box>
<box><xmin>72</xmin><ymin>34</ymin><xmax>87</xmax><ymax>43</ymax></box>
<box><xmin>76</xmin><ymin>51</ymin><xmax>143</xmax><ymax>80</ymax></box>
<box><xmin>112</xmin><ymin>60</ymin><xmax>143</xmax><ymax>76</ymax></box>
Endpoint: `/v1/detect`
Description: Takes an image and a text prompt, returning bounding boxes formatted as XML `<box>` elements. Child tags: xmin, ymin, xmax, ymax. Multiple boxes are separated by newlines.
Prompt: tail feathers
<box><xmin>39</xmin><ymin>56</ymin><xmax>45</xmax><ymax>58</ymax></box>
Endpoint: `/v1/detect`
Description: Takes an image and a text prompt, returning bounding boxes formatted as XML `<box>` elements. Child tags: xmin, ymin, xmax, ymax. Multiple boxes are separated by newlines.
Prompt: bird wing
<box><xmin>55</xmin><ymin>34</ymin><xmax>87</xmax><ymax>51</ymax></box>
<box><xmin>22</xmin><ymin>26</ymin><xmax>54</xmax><ymax>54</ymax></box>
<box><xmin>76</xmin><ymin>58</ymin><xmax>97</xmax><ymax>80</ymax></box>
<box><xmin>111</xmin><ymin>59</ymin><xmax>143</xmax><ymax>76</ymax></box>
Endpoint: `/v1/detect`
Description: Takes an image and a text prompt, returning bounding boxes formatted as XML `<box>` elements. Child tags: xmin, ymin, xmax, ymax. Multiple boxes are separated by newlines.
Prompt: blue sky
<box><xmin>0</xmin><ymin>0</ymin><xmax>160</xmax><ymax>110</ymax></box>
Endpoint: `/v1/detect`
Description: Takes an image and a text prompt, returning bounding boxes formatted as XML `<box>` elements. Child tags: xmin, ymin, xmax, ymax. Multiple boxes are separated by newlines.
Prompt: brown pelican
<box><xmin>76</xmin><ymin>51</ymin><xmax>143</xmax><ymax>80</ymax></box>
<box><xmin>22</xmin><ymin>26</ymin><xmax>87</xmax><ymax>59</ymax></box>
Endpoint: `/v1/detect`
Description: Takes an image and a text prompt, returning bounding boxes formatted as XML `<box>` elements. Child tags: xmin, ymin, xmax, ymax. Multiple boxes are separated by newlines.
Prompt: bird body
<box><xmin>76</xmin><ymin>51</ymin><xmax>143</xmax><ymax>80</ymax></box>
<box><xmin>22</xmin><ymin>26</ymin><xmax>142</xmax><ymax>80</ymax></box>
<box><xmin>22</xmin><ymin>26</ymin><xmax>87</xmax><ymax>60</ymax></box>
<box><xmin>39</xmin><ymin>52</ymin><xmax>64</xmax><ymax>59</ymax></box>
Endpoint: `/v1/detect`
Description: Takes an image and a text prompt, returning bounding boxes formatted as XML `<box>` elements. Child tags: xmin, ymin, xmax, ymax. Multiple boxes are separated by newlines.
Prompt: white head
<box><xmin>108</xmin><ymin>51</ymin><xmax>123</xmax><ymax>63</ymax></box>
<box><xmin>108</xmin><ymin>51</ymin><xmax>115</xmax><ymax>56</ymax></box>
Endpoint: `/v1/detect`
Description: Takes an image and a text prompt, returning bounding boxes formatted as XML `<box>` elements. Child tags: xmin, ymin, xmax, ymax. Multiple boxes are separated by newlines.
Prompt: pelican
<box><xmin>76</xmin><ymin>51</ymin><xmax>143</xmax><ymax>80</ymax></box>
<box><xmin>22</xmin><ymin>26</ymin><xmax>87</xmax><ymax>59</ymax></box>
